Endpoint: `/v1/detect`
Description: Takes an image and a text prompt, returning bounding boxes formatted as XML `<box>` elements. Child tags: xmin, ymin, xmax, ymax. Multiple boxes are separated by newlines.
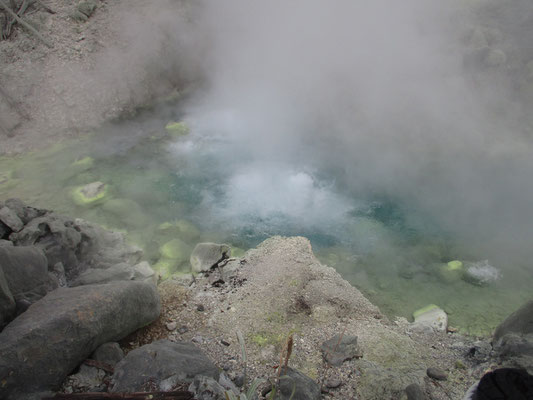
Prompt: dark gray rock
<box><xmin>189</xmin><ymin>375</ymin><xmax>226</xmax><ymax>400</ymax></box>
<box><xmin>0</xmin><ymin>221</ymin><xmax>10</xmax><ymax>239</ymax></box>
<box><xmin>50</xmin><ymin>262</ymin><xmax>67</xmax><ymax>287</ymax></box>
<box><xmin>0</xmin><ymin>265</ymin><xmax>15</xmax><ymax>327</ymax></box>
<box><xmin>4</xmin><ymin>198</ymin><xmax>45</xmax><ymax>224</ymax></box>
<box><xmin>0</xmin><ymin>239</ymin><xmax>13</xmax><ymax>247</ymax></box>
<box><xmin>218</xmin><ymin>372</ymin><xmax>238</xmax><ymax>395</ymax></box>
<box><xmin>133</xmin><ymin>261</ymin><xmax>157</xmax><ymax>284</ymax></box>
<box><xmin>321</xmin><ymin>334</ymin><xmax>363</xmax><ymax>366</ymax></box>
<box><xmin>233</xmin><ymin>374</ymin><xmax>244</xmax><ymax>388</ymax></box>
<box><xmin>0</xmin><ymin>245</ymin><xmax>55</xmax><ymax>303</ymax></box>
<box><xmin>111</xmin><ymin>340</ymin><xmax>219</xmax><ymax>392</ymax></box>
<box><xmin>190</xmin><ymin>243</ymin><xmax>231</xmax><ymax>273</ymax></box>
<box><xmin>10</xmin><ymin>215</ymin><xmax>86</xmax><ymax>278</ymax></box>
<box><xmin>494</xmin><ymin>333</ymin><xmax>533</xmax><ymax>374</ymax></box>
<box><xmin>72</xmin><ymin>263</ymin><xmax>135</xmax><ymax>286</ymax></box>
<box><xmin>0</xmin><ymin>206</ymin><xmax>23</xmax><ymax>232</ymax></box>
<box><xmin>66</xmin><ymin>364</ymin><xmax>106</xmax><ymax>393</ymax></box>
<box><xmin>78</xmin><ymin>1</ymin><xmax>97</xmax><ymax>17</ymax></box>
<box><xmin>405</xmin><ymin>383</ymin><xmax>426</xmax><ymax>400</ymax></box>
<box><xmin>494</xmin><ymin>300</ymin><xmax>533</xmax><ymax>341</ymax></box>
<box><xmin>275</xmin><ymin>367</ymin><xmax>321</xmax><ymax>400</ymax></box>
<box><xmin>14</xmin><ymin>298</ymin><xmax>31</xmax><ymax>316</ymax></box>
<box><xmin>70</xmin><ymin>10</ymin><xmax>88</xmax><ymax>22</ymax></box>
<box><xmin>426</xmin><ymin>367</ymin><xmax>447</xmax><ymax>381</ymax></box>
<box><xmin>467</xmin><ymin>340</ymin><xmax>493</xmax><ymax>363</ymax></box>
<box><xmin>91</xmin><ymin>342</ymin><xmax>124</xmax><ymax>367</ymax></box>
<box><xmin>10</xmin><ymin>214</ymin><xmax>142</xmax><ymax>283</ymax></box>
<box><xmin>0</xmin><ymin>281</ymin><xmax>160</xmax><ymax>399</ymax></box>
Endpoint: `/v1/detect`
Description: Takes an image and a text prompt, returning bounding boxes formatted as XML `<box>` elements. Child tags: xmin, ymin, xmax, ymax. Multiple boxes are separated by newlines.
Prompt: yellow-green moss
<box><xmin>153</xmin><ymin>258</ymin><xmax>180</xmax><ymax>281</ymax></box>
<box><xmin>231</xmin><ymin>247</ymin><xmax>246</xmax><ymax>258</ymax></box>
<box><xmin>159</xmin><ymin>238</ymin><xmax>191</xmax><ymax>262</ymax></box>
<box><xmin>71</xmin><ymin>182</ymin><xmax>109</xmax><ymax>207</ymax></box>
<box><xmin>165</xmin><ymin>121</ymin><xmax>190</xmax><ymax>137</ymax></box>
<box><xmin>266</xmin><ymin>311</ymin><xmax>286</xmax><ymax>324</ymax></box>
<box><xmin>413</xmin><ymin>304</ymin><xmax>439</xmax><ymax>319</ymax></box>
<box><xmin>447</xmin><ymin>260</ymin><xmax>463</xmax><ymax>270</ymax></box>
<box><xmin>251</xmin><ymin>334</ymin><xmax>270</xmax><ymax>347</ymax></box>
<box><xmin>288</xmin><ymin>279</ymin><xmax>300</xmax><ymax>287</ymax></box>
<box><xmin>72</xmin><ymin>156</ymin><xmax>94</xmax><ymax>170</ymax></box>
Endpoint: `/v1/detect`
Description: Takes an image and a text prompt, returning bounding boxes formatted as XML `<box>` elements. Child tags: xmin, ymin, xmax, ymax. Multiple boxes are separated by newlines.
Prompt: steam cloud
<box><xmin>173</xmin><ymin>0</ymin><xmax>533</xmax><ymax>265</ymax></box>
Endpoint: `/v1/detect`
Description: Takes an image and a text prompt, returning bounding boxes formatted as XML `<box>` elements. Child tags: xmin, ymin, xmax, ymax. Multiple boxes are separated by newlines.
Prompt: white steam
<box><xmin>171</xmin><ymin>0</ymin><xmax>533</xmax><ymax>262</ymax></box>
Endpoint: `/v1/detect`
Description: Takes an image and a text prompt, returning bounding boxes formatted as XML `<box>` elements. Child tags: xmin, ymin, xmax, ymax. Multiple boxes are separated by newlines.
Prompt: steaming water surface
<box><xmin>1</xmin><ymin>107</ymin><xmax>531</xmax><ymax>336</ymax></box>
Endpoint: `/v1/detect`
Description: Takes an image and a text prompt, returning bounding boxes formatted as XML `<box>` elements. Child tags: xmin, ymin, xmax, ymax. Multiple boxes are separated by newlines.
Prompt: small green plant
<box><xmin>227</xmin><ymin>331</ymin><xmax>296</xmax><ymax>400</ymax></box>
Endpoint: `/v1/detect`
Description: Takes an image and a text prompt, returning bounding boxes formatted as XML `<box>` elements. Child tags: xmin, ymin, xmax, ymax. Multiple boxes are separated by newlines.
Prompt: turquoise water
<box><xmin>1</xmin><ymin>106</ymin><xmax>531</xmax><ymax>336</ymax></box>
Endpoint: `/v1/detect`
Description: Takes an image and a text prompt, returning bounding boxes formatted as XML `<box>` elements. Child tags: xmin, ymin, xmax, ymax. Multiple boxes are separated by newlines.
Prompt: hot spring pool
<box><xmin>1</xmin><ymin>108</ymin><xmax>531</xmax><ymax>337</ymax></box>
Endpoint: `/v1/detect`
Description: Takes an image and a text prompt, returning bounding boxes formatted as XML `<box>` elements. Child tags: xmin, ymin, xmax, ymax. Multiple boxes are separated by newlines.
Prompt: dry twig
<box><xmin>0</xmin><ymin>0</ymin><xmax>53</xmax><ymax>47</ymax></box>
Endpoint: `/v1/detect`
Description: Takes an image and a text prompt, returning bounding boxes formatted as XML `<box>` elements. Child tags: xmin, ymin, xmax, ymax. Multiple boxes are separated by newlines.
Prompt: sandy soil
<box><xmin>0</xmin><ymin>0</ymin><xmax>196</xmax><ymax>155</ymax></box>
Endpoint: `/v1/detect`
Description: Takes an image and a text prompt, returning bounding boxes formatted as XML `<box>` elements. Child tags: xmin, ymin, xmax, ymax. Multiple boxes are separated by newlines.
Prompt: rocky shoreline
<box><xmin>1</xmin><ymin>199</ymin><xmax>531</xmax><ymax>399</ymax></box>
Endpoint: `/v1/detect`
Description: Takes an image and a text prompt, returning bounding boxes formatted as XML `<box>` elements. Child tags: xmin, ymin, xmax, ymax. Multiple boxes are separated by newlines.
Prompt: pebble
<box><xmin>427</xmin><ymin>367</ymin><xmax>447</xmax><ymax>381</ymax></box>
<box><xmin>197</xmin><ymin>304</ymin><xmax>205</xmax><ymax>311</ymax></box>
<box><xmin>326</xmin><ymin>378</ymin><xmax>342</xmax><ymax>389</ymax></box>
<box><xmin>234</xmin><ymin>374</ymin><xmax>245</xmax><ymax>388</ymax></box>
<box><xmin>192</xmin><ymin>336</ymin><xmax>204</xmax><ymax>344</ymax></box>
<box><xmin>178</xmin><ymin>325</ymin><xmax>188</xmax><ymax>334</ymax></box>
<box><xmin>166</xmin><ymin>322</ymin><xmax>177</xmax><ymax>331</ymax></box>
<box><xmin>220</xmin><ymin>339</ymin><xmax>230</xmax><ymax>346</ymax></box>
<box><xmin>405</xmin><ymin>383</ymin><xmax>426</xmax><ymax>400</ymax></box>
<box><xmin>222</xmin><ymin>363</ymin><xmax>232</xmax><ymax>371</ymax></box>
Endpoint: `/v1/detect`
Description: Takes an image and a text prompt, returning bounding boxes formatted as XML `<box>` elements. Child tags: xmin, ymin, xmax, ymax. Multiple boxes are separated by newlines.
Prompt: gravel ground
<box><xmin>123</xmin><ymin>237</ymin><xmax>494</xmax><ymax>399</ymax></box>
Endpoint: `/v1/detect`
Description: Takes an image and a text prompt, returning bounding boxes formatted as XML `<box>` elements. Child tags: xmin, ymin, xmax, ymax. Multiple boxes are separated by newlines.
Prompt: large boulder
<box><xmin>111</xmin><ymin>340</ymin><xmax>219</xmax><ymax>392</ymax></box>
<box><xmin>71</xmin><ymin>262</ymin><xmax>157</xmax><ymax>287</ymax></box>
<box><xmin>2</xmin><ymin>198</ymin><xmax>44</xmax><ymax>225</ymax></box>
<box><xmin>411</xmin><ymin>304</ymin><xmax>448</xmax><ymax>333</ymax></box>
<box><xmin>190</xmin><ymin>243</ymin><xmax>231</xmax><ymax>274</ymax></box>
<box><xmin>493</xmin><ymin>300</ymin><xmax>533</xmax><ymax>374</ymax></box>
<box><xmin>0</xmin><ymin>266</ymin><xmax>15</xmax><ymax>327</ymax></box>
<box><xmin>10</xmin><ymin>213</ymin><xmax>142</xmax><ymax>282</ymax></box>
<box><xmin>494</xmin><ymin>300</ymin><xmax>533</xmax><ymax>341</ymax></box>
<box><xmin>72</xmin><ymin>263</ymin><xmax>135</xmax><ymax>286</ymax></box>
<box><xmin>0</xmin><ymin>206</ymin><xmax>24</xmax><ymax>232</ymax></box>
<box><xmin>0</xmin><ymin>245</ymin><xmax>55</xmax><ymax>303</ymax></box>
<box><xmin>0</xmin><ymin>281</ymin><xmax>160</xmax><ymax>399</ymax></box>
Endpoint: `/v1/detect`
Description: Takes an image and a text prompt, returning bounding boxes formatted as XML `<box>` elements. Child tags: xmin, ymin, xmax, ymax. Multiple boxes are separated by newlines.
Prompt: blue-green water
<box><xmin>1</xmin><ymin>107</ymin><xmax>531</xmax><ymax>337</ymax></box>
